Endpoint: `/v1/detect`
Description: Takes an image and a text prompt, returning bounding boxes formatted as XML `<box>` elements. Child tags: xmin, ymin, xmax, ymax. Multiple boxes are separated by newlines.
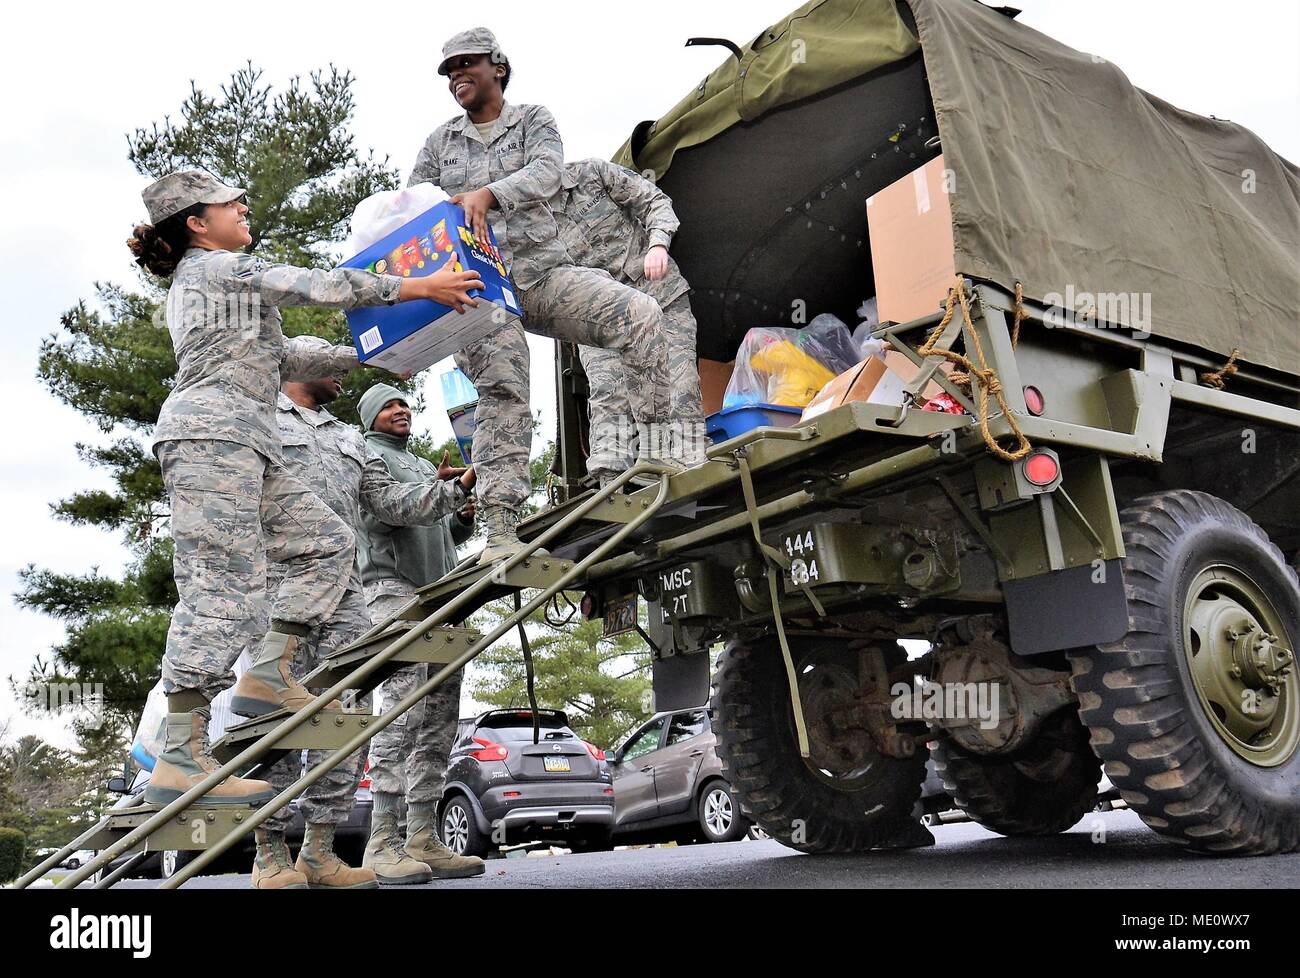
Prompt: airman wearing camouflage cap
<box><xmin>437</xmin><ymin>26</ymin><xmax>507</xmax><ymax>74</ymax></box>
<box><xmin>142</xmin><ymin>169</ymin><xmax>246</xmax><ymax>225</ymax></box>
<box><xmin>409</xmin><ymin>28</ymin><xmax>679</xmax><ymax>563</ymax></box>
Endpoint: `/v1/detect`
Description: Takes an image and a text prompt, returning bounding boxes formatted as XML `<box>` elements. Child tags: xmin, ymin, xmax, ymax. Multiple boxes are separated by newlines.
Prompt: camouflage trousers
<box><xmin>579</xmin><ymin>291</ymin><xmax>707</xmax><ymax>476</ymax></box>
<box><xmin>156</xmin><ymin>438</ymin><xmax>355</xmax><ymax>702</ymax></box>
<box><xmin>262</xmin><ymin>586</ymin><xmax>372</xmax><ymax>831</ymax></box>
<box><xmin>455</xmin><ymin>265</ymin><xmax>669</xmax><ymax>511</ymax></box>
<box><xmin>364</xmin><ymin>586</ymin><xmax>463</xmax><ymax>805</ymax></box>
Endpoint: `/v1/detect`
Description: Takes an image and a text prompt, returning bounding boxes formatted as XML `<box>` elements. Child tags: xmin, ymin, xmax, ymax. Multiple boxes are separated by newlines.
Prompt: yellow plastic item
<box><xmin>749</xmin><ymin>340</ymin><xmax>837</xmax><ymax>407</ymax></box>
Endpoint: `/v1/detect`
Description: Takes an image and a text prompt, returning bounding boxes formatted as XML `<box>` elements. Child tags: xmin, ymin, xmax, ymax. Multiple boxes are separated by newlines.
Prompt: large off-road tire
<box><xmin>711</xmin><ymin>636</ymin><xmax>927</xmax><ymax>854</ymax></box>
<box><xmin>932</xmin><ymin>708</ymin><xmax>1101</xmax><ymax>836</ymax></box>
<box><xmin>1067</xmin><ymin>491</ymin><xmax>1300</xmax><ymax>855</ymax></box>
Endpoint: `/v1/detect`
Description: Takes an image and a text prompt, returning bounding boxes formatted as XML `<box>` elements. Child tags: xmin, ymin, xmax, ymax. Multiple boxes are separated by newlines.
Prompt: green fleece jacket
<box><xmin>358</xmin><ymin>431</ymin><xmax>475</xmax><ymax>590</ymax></box>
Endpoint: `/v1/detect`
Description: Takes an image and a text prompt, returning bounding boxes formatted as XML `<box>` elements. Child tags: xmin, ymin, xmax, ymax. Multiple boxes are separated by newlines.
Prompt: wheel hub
<box><xmin>1184</xmin><ymin>566</ymin><xmax>1298</xmax><ymax>766</ymax></box>
<box><xmin>797</xmin><ymin>662</ymin><xmax>878</xmax><ymax>783</ymax></box>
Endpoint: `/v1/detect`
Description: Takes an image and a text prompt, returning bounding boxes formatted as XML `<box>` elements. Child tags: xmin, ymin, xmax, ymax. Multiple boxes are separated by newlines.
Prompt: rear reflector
<box><xmin>1023</xmin><ymin>452</ymin><xmax>1060</xmax><ymax>487</ymax></box>
<box><xmin>1023</xmin><ymin>385</ymin><xmax>1045</xmax><ymax>416</ymax></box>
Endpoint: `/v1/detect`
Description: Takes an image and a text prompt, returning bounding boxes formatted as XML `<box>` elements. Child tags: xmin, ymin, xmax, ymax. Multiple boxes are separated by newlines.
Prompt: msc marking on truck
<box><xmin>660</xmin><ymin>566</ymin><xmax>697</xmax><ymax>621</ymax></box>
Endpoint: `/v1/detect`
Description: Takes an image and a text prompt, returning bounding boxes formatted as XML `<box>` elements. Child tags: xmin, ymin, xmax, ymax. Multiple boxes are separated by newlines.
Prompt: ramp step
<box><xmin>210</xmin><ymin>709</ymin><xmax>380</xmax><ymax>761</ymax></box>
<box><xmin>89</xmin><ymin>803</ymin><xmax>266</xmax><ymax>853</ymax></box>
<box><xmin>405</xmin><ymin>556</ymin><xmax>578</xmax><ymax>620</ymax></box>
<box><xmin>305</xmin><ymin>624</ymin><xmax>483</xmax><ymax>689</ymax></box>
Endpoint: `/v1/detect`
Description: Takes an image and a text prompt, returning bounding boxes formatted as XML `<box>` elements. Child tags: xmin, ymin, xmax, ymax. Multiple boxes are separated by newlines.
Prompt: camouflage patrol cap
<box><xmin>438</xmin><ymin>27</ymin><xmax>507</xmax><ymax>75</ymax></box>
<box><xmin>142</xmin><ymin>170</ymin><xmax>246</xmax><ymax>225</ymax></box>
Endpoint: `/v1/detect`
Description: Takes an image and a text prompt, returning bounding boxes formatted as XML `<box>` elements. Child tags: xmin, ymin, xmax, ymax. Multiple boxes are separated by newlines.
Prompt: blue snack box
<box><xmin>339</xmin><ymin>201</ymin><xmax>523</xmax><ymax>374</ymax></box>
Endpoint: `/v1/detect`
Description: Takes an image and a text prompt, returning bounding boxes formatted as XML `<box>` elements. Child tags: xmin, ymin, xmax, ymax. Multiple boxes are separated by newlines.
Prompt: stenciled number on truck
<box><xmin>784</xmin><ymin>530</ymin><xmax>820</xmax><ymax>586</ymax></box>
<box><xmin>660</xmin><ymin>566</ymin><xmax>693</xmax><ymax>620</ymax></box>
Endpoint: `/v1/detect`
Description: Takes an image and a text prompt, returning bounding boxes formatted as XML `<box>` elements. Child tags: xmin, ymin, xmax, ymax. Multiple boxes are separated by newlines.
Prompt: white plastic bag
<box><xmin>346</xmin><ymin>184</ymin><xmax>449</xmax><ymax>256</ymax></box>
<box><xmin>130</xmin><ymin>679</ymin><xmax>169</xmax><ymax>771</ymax></box>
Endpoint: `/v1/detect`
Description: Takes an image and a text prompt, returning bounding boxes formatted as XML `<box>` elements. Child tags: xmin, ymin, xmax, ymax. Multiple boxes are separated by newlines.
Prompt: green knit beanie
<box><xmin>358</xmin><ymin>383</ymin><xmax>409</xmax><ymax>432</ymax></box>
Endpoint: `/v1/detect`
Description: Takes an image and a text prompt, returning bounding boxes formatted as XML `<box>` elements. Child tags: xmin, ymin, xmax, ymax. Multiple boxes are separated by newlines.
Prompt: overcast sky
<box><xmin>2</xmin><ymin>0</ymin><xmax>1296</xmax><ymax>749</ymax></box>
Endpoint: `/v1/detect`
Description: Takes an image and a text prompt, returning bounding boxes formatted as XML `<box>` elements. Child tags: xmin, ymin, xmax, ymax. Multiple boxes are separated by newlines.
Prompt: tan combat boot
<box><xmin>294</xmin><ymin>823</ymin><xmax>378</xmax><ymax>889</ymax></box>
<box><xmin>231</xmin><ymin>623</ymin><xmax>340</xmax><ymax>718</ymax></box>
<box><xmin>251</xmin><ymin>828</ymin><xmax>309</xmax><ymax>890</ymax></box>
<box><xmin>473</xmin><ymin>504</ymin><xmax>548</xmax><ymax>567</ymax></box>
<box><xmin>406</xmin><ymin>802</ymin><xmax>485</xmax><ymax>878</ymax></box>
<box><xmin>144</xmin><ymin>711</ymin><xmax>275</xmax><ymax>807</ymax></box>
<box><xmin>363</xmin><ymin>809</ymin><xmax>432</xmax><ymax>885</ymax></box>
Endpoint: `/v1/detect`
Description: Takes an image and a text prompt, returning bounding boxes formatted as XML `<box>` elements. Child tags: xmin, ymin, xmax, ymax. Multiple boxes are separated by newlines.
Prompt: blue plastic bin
<box><xmin>706</xmin><ymin>403</ymin><xmax>804</xmax><ymax>443</ymax></box>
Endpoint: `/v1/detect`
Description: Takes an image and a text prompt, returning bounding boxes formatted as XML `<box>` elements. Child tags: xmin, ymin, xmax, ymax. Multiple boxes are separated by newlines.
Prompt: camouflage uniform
<box><xmin>409</xmin><ymin>100</ymin><xmax>669</xmax><ymax>508</ymax></box>
<box><xmin>261</xmin><ymin>388</ymin><xmax>468</xmax><ymax>831</ymax></box>
<box><xmin>359</xmin><ymin>430</ymin><xmax>472</xmax><ymax>805</ymax></box>
<box><xmin>558</xmin><ymin>159</ymin><xmax>707</xmax><ymax>474</ymax></box>
<box><xmin>364</xmin><ymin>587</ymin><xmax>464</xmax><ymax>805</ymax></box>
<box><xmin>154</xmin><ymin>247</ymin><xmax>405</xmax><ymax>701</ymax></box>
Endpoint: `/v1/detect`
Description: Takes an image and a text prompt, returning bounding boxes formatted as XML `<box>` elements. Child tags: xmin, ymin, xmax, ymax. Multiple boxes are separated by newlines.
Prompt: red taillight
<box><xmin>584</xmin><ymin>741</ymin><xmax>606</xmax><ymax>761</ymax></box>
<box><xmin>1023</xmin><ymin>385</ymin><xmax>1045</xmax><ymax>416</ymax></box>
<box><xmin>603</xmin><ymin>788</ymin><xmax>614</xmax><ymax>796</ymax></box>
<box><xmin>470</xmin><ymin>737</ymin><xmax>508</xmax><ymax>762</ymax></box>
<box><xmin>503</xmin><ymin>790</ymin><xmax>522</xmax><ymax>799</ymax></box>
<box><xmin>1023</xmin><ymin>452</ymin><xmax>1060</xmax><ymax>487</ymax></box>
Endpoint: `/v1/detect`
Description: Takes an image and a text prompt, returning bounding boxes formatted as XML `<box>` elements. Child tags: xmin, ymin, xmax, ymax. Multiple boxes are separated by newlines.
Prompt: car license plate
<box><xmin>543</xmin><ymin>756</ymin><xmax>571</xmax><ymax>773</ymax></box>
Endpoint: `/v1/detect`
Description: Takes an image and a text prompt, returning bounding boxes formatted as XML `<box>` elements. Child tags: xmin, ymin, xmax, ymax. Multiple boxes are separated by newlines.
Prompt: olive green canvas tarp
<box><xmin>615</xmin><ymin>0</ymin><xmax>1299</xmax><ymax>374</ymax></box>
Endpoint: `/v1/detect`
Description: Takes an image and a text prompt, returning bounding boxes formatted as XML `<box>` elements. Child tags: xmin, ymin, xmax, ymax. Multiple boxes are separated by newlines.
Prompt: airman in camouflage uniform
<box><xmin>136</xmin><ymin>171</ymin><xmax>423</xmax><ymax>857</ymax></box>
<box><xmin>557</xmin><ymin>158</ymin><xmax>707</xmax><ymax>481</ymax></box>
<box><xmin>250</xmin><ymin>366</ymin><xmax>473</xmax><ymax>889</ymax></box>
<box><xmin>354</xmin><ymin>383</ymin><xmax>486</xmax><ymax>882</ymax></box>
<box><xmin>408</xmin><ymin>28</ymin><xmax>677</xmax><ymax>560</ymax></box>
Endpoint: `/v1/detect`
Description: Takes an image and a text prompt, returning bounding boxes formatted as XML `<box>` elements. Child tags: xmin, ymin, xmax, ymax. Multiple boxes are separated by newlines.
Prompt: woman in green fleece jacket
<box><xmin>353</xmin><ymin>383</ymin><xmax>486</xmax><ymax>882</ymax></box>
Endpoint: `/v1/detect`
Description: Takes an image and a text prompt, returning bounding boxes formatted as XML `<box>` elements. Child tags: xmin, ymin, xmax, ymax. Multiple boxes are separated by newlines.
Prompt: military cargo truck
<box><xmin>539</xmin><ymin>0</ymin><xmax>1300</xmax><ymax>855</ymax></box>
<box><xmin>26</xmin><ymin>0</ymin><xmax>1299</xmax><ymax>892</ymax></box>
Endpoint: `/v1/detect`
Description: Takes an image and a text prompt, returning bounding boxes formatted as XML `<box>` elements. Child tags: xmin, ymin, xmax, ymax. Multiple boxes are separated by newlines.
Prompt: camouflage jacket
<box><xmin>408</xmin><ymin>101</ymin><xmax>570</xmax><ymax>290</ymax></box>
<box><xmin>152</xmin><ymin>248</ymin><xmax>403</xmax><ymax>463</ymax></box>
<box><xmin>556</xmin><ymin>158</ymin><xmax>689</xmax><ymax>307</ymax></box>
<box><xmin>270</xmin><ymin>390</ymin><xmax>468</xmax><ymax>594</ymax></box>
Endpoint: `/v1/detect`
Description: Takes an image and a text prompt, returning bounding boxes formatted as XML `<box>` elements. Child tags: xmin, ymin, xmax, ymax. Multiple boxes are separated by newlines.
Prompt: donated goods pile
<box><xmin>707</xmin><ymin>151</ymin><xmax>969</xmax><ymax>441</ymax></box>
<box><xmin>340</xmin><ymin>186</ymin><xmax>523</xmax><ymax>375</ymax></box>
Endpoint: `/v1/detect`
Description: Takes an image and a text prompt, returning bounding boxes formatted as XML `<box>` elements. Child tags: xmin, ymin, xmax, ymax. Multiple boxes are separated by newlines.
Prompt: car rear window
<box><xmin>478</xmin><ymin>718</ymin><xmax>575</xmax><ymax>742</ymax></box>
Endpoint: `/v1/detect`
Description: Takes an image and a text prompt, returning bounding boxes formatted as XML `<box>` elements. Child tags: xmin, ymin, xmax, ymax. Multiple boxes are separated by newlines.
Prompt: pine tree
<box><xmin>469</xmin><ymin>596</ymin><xmax>653</xmax><ymax>751</ymax></box>
<box><xmin>17</xmin><ymin>63</ymin><xmax>406</xmax><ymax>738</ymax></box>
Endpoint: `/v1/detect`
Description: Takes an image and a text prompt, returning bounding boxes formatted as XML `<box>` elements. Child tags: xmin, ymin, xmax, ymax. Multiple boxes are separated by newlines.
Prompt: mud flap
<box><xmin>1003</xmin><ymin>559</ymin><xmax>1129</xmax><ymax>655</ymax></box>
<box><xmin>651</xmin><ymin>652</ymin><xmax>711</xmax><ymax>711</ymax></box>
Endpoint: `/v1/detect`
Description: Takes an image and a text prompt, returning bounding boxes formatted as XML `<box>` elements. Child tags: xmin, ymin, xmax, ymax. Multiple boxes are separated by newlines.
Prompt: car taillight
<box><xmin>503</xmin><ymin>790</ymin><xmax>522</xmax><ymax>799</ymax></box>
<box><xmin>584</xmin><ymin>741</ymin><xmax>606</xmax><ymax>761</ymax></box>
<box><xmin>603</xmin><ymin>788</ymin><xmax>615</xmax><ymax>796</ymax></box>
<box><xmin>1023</xmin><ymin>385</ymin><xmax>1045</xmax><ymax>416</ymax></box>
<box><xmin>470</xmin><ymin>737</ymin><xmax>508</xmax><ymax>762</ymax></box>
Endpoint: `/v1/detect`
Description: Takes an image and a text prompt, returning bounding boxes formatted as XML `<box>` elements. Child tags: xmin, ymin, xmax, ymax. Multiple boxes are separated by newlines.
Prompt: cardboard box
<box><xmin>340</xmin><ymin>202</ymin><xmax>522</xmax><ymax>374</ymax></box>
<box><xmin>866</xmin><ymin>155</ymin><xmax>956</xmax><ymax>326</ymax></box>
<box><xmin>698</xmin><ymin>358</ymin><xmax>736</xmax><ymax>417</ymax></box>
<box><xmin>801</xmin><ymin>352</ymin><xmax>948</xmax><ymax>420</ymax></box>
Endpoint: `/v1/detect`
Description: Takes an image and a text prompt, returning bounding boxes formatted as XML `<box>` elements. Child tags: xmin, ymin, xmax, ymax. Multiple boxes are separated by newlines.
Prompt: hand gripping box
<box><xmin>340</xmin><ymin>202</ymin><xmax>523</xmax><ymax>374</ymax></box>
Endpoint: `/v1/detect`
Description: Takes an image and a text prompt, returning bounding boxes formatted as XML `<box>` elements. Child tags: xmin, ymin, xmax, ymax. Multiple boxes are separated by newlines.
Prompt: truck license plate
<box><xmin>603</xmin><ymin>594</ymin><xmax>637</xmax><ymax>637</ymax></box>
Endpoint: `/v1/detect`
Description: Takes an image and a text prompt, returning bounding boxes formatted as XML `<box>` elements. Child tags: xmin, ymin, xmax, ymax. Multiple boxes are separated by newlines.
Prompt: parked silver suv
<box><xmin>609</xmin><ymin>708</ymin><xmax>751</xmax><ymax>844</ymax></box>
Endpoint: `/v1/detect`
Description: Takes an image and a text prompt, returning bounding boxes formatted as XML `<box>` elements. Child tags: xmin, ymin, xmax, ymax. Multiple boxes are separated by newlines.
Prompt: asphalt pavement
<box><xmin>82</xmin><ymin>810</ymin><xmax>1300</xmax><ymax>889</ymax></box>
